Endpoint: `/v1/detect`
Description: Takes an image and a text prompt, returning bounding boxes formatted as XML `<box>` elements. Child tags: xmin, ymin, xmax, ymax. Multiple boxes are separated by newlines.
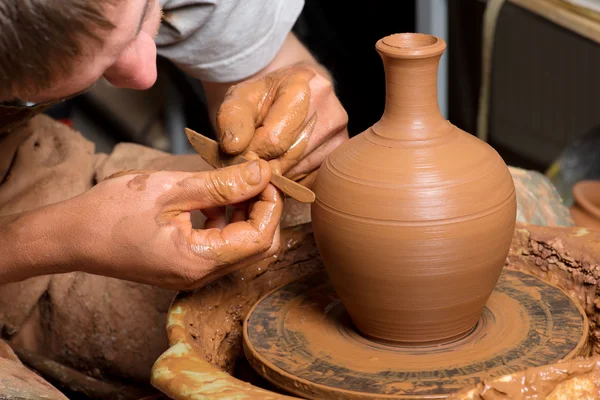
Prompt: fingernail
<box><xmin>243</xmin><ymin>161</ymin><xmax>262</xmax><ymax>185</ymax></box>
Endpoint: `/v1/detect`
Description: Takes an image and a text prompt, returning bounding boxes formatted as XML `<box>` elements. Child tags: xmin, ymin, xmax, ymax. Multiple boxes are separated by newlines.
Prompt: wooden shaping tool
<box><xmin>185</xmin><ymin>128</ymin><xmax>316</xmax><ymax>204</ymax></box>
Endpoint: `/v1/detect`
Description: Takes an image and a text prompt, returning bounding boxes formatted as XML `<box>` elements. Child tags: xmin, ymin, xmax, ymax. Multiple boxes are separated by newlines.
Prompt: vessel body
<box><xmin>311</xmin><ymin>33</ymin><xmax>517</xmax><ymax>343</ymax></box>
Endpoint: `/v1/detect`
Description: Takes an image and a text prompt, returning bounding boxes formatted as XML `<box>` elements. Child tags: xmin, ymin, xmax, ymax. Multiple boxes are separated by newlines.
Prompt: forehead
<box><xmin>100</xmin><ymin>0</ymin><xmax>150</xmax><ymax>53</ymax></box>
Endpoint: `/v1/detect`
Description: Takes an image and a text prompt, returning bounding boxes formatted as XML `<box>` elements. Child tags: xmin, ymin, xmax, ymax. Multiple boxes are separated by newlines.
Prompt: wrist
<box><xmin>0</xmin><ymin>200</ymin><xmax>79</xmax><ymax>283</ymax></box>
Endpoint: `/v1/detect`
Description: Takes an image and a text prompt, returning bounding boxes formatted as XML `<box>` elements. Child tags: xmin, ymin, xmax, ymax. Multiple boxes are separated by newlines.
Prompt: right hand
<box><xmin>66</xmin><ymin>160</ymin><xmax>282</xmax><ymax>290</ymax></box>
<box><xmin>216</xmin><ymin>63</ymin><xmax>349</xmax><ymax>187</ymax></box>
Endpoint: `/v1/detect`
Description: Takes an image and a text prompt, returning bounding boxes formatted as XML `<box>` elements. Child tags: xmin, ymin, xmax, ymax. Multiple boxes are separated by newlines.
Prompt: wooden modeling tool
<box><xmin>184</xmin><ymin>128</ymin><xmax>316</xmax><ymax>204</ymax></box>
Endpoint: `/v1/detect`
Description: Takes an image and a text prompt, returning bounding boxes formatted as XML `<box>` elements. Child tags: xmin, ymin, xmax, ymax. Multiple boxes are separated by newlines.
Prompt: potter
<box><xmin>0</xmin><ymin>0</ymin><xmax>349</xmax><ymax>396</ymax></box>
<box><xmin>312</xmin><ymin>33</ymin><xmax>517</xmax><ymax>343</ymax></box>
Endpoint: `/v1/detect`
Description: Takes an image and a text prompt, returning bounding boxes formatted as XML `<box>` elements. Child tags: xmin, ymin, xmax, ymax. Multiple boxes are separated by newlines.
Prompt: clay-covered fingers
<box><xmin>189</xmin><ymin>222</ymin><xmax>282</xmax><ymax>289</ymax></box>
<box><xmin>285</xmin><ymin>128</ymin><xmax>350</xmax><ymax>182</ymax></box>
<box><xmin>278</xmin><ymin>74</ymin><xmax>349</xmax><ymax>179</ymax></box>
<box><xmin>163</xmin><ymin>160</ymin><xmax>272</xmax><ymax>211</ymax></box>
<box><xmin>189</xmin><ymin>183</ymin><xmax>283</xmax><ymax>266</ymax></box>
<box><xmin>276</xmin><ymin>115</ymin><xmax>316</xmax><ymax>175</ymax></box>
<box><xmin>216</xmin><ymin>67</ymin><xmax>316</xmax><ymax>160</ymax></box>
<box><xmin>297</xmin><ymin>170</ymin><xmax>319</xmax><ymax>189</ymax></box>
<box><xmin>216</xmin><ymin>79</ymin><xmax>271</xmax><ymax>155</ymax></box>
<box><xmin>246</xmin><ymin>69</ymin><xmax>315</xmax><ymax>159</ymax></box>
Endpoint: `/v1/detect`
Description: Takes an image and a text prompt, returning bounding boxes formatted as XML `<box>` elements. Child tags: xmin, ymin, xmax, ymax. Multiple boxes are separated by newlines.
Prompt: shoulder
<box><xmin>155</xmin><ymin>0</ymin><xmax>305</xmax><ymax>82</ymax></box>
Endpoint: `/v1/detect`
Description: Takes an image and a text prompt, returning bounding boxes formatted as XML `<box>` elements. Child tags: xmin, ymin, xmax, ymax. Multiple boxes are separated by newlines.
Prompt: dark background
<box><xmin>292</xmin><ymin>0</ymin><xmax>417</xmax><ymax>137</ymax></box>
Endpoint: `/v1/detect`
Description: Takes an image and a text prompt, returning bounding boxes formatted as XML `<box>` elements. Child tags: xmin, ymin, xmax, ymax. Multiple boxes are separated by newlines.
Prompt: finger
<box><xmin>189</xmin><ymin>223</ymin><xmax>282</xmax><ymax>289</ymax></box>
<box><xmin>216</xmin><ymin>79</ymin><xmax>272</xmax><ymax>155</ymax></box>
<box><xmin>277</xmin><ymin>75</ymin><xmax>349</xmax><ymax>166</ymax></box>
<box><xmin>244</xmin><ymin>151</ymin><xmax>260</xmax><ymax>161</ymax></box>
<box><xmin>247</xmin><ymin>70</ymin><xmax>315</xmax><ymax>159</ymax></box>
<box><xmin>164</xmin><ymin>160</ymin><xmax>272</xmax><ymax>211</ymax></box>
<box><xmin>242</xmin><ymin>197</ymin><xmax>258</xmax><ymax>222</ymax></box>
<box><xmin>285</xmin><ymin>128</ymin><xmax>349</xmax><ymax>180</ymax></box>
<box><xmin>188</xmin><ymin>183</ymin><xmax>283</xmax><ymax>266</ymax></box>
<box><xmin>278</xmin><ymin>114</ymin><xmax>317</xmax><ymax>174</ymax></box>
<box><xmin>202</xmin><ymin>206</ymin><xmax>228</xmax><ymax>230</ymax></box>
<box><xmin>297</xmin><ymin>170</ymin><xmax>319</xmax><ymax>189</ymax></box>
<box><xmin>268</xmin><ymin>159</ymin><xmax>283</xmax><ymax>176</ymax></box>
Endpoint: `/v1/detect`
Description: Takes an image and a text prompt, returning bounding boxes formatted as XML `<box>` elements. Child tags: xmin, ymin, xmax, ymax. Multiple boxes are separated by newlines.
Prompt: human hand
<box><xmin>216</xmin><ymin>63</ymin><xmax>349</xmax><ymax>187</ymax></box>
<box><xmin>68</xmin><ymin>160</ymin><xmax>282</xmax><ymax>290</ymax></box>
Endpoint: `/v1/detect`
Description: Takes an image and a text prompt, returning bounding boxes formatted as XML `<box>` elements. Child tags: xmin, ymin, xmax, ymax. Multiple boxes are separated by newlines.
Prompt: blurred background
<box><xmin>46</xmin><ymin>0</ymin><xmax>600</xmax><ymax>206</ymax></box>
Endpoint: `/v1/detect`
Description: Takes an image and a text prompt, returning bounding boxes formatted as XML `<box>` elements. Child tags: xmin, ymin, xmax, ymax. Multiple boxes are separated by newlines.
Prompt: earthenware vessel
<box><xmin>311</xmin><ymin>33</ymin><xmax>517</xmax><ymax>343</ymax></box>
<box><xmin>570</xmin><ymin>180</ymin><xmax>600</xmax><ymax>229</ymax></box>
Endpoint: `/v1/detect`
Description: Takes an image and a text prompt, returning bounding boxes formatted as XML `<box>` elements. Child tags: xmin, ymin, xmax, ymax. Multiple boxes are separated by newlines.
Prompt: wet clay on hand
<box><xmin>311</xmin><ymin>33</ymin><xmax>517</xmax><ymax>343</ymax></box>
<box><xmin>217</xmin><ymin>67</ymin><xmax>315</xmax><ymax>166</ymax></box>
<box><xmin>73</xmin><ymin>159</ymin><xmax>283</xmax><ymax>291</ymax></box>
<box><xmin>216</xmin><ymin>64</ymin><xmax>349</xmax><ymax>182</ymax></box>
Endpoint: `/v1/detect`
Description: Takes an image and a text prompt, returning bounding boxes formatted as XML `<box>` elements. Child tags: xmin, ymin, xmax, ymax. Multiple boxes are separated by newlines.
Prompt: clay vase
<box><xmin>311</xmin><ymin>33</ymin><xmax>517</xmax><ymax>344</ymax></box>
<box><xmin>570</xmin><ymin>181</ymin><xmax>600</xmax><ymax>229</ymax></box>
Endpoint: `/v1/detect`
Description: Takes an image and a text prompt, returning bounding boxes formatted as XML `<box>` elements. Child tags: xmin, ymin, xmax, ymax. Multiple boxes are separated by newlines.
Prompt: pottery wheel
<box><xmin>243</xmin><ymin>269</ymin><xmax>588</xmax><ymax>399</ymax></box>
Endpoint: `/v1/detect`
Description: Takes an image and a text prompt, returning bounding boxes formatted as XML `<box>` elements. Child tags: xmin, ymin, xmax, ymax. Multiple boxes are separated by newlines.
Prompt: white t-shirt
<box><xmin>156</xmin><ymin>0</ymin><xmax>305</xmax><ymax>83</ymax></box>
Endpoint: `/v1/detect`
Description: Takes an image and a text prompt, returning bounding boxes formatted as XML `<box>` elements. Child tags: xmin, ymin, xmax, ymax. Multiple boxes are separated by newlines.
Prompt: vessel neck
<box><xmin>373</xmin><ymin>34</ymin><xmax>450</xmax><ymax>141</ymax></box>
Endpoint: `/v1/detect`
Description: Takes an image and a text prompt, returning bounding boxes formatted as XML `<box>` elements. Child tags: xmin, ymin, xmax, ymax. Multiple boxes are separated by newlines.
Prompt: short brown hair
<box><xmin>0</xmin><ymin>1</ymin><xmax>118</xmax><ymax>100</ymax></box>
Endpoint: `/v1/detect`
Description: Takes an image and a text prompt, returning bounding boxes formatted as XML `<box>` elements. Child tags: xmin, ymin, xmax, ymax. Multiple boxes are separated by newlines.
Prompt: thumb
<box><xmin>164</xmin><ymin>160</ymin><xmax>272</xmax><ymax>210</ymax></box>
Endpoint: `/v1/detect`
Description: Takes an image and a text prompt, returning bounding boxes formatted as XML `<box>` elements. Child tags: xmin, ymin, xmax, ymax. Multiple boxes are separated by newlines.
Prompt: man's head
<box><xmin>0</xmin><ymin>0</ymin><xmax>162</xmax><ymax>103</ymax></box>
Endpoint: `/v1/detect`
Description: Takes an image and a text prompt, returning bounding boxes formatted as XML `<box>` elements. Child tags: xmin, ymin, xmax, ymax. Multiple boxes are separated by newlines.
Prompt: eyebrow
<box><xmin>136</xmin><ymin>0</ymin><xmax>152</xmax><ymax>36</ymax></box>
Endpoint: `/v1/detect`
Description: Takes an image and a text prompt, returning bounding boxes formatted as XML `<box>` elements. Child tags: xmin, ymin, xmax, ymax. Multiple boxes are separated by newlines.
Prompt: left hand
<box><xmin>65</xmin><ymin>160</ymin><xmax>283</xmax><ymax>291</ymax></box>
<box><xmin>215</xmin><ymin>63</ymin><xmax>349</xmax><ymax>187</ymax></box>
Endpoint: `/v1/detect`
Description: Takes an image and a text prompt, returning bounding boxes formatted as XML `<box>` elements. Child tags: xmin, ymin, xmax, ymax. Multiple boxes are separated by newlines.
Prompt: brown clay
<box><xmin>311</xmin><ymin>33</ymin><xmax>517</xmax><ymax>343</ymax></box>
<box><xmin>451</xmin><ymin>356</ymin><xmax>600</xmax><ymax>400</ymax></box>
<box><xmin>150</xmin><ymin>225</ymin><xmax>324</xmax><ymax>399</ymax></box>
<box><xmin>243</xmin><ymin>269</ymin><xmax>588</xmax><ymax>399</ymax></box>
<box><xmin>570</xmin><ymin>180</ymin><xmax>600</xmax><ymax>229</ymax></box>
<box><xmin>507</xmin><ymin>223</ymin><xmax>600</xmax><ymax>355</ymax></box>
<box><xmin>216</xmin><ymin>66</ymin><xmax>315</xmax><ymax>161</ymax></box>
<box><xmin>153</xmin><ymin>222</ymin><xmax>600</xmax><ymax>399</ymax></box>
<box><xmin>165</xmin><ymin>224</ymin><xmax>320</xmax><ymax>374</ymax></box>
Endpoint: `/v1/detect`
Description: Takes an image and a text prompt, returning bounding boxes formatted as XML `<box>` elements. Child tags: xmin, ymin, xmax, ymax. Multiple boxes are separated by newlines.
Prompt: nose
<box><xmin>103</xmin><ymin>32</ymin><xmax>158</xmax><ymax>90</ymax></box>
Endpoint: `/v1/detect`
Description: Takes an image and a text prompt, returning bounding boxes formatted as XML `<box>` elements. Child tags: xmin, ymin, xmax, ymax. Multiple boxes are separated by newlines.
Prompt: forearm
<box><xmin>248</xmin><ymin>32</ymin><xmax>332</xmax><ymax>81</ymax></box>
<box><xmin>0</xmin><ymin>202</ymin><xmax>77</xmax><ymax>283</ymax></box>
<box><xmin>202</xmin><ymin>32</ymin><xmax>332</xmax><ymax>128</ymax></box>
